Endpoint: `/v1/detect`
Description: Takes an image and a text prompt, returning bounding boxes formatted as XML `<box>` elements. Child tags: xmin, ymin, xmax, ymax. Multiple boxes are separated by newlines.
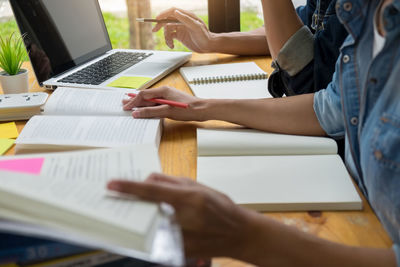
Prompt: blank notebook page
<box><xmin>197</xmin><ymin>154</ymin><xmax>362</xmax><ymax>212</ymax></box>
<box><xmin>180</xmin><ymin>62</ymin><xmax>272</xmax><ymax>99</ymax></box>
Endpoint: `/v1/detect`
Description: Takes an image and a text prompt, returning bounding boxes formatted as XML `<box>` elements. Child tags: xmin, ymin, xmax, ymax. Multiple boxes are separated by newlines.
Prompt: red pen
<box><xmin>126</xmin><ymin>93</ymin><xmax>189</xmax><ymax>109</ymax></box>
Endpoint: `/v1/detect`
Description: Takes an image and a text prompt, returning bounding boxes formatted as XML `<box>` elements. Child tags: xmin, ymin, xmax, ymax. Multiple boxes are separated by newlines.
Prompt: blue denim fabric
<box><xmin>314</xmin><ymin>0</ymin><xmax>400</xmax><ymax>265</ymax></box>
<box><xmin>268</xmin><ymin>0</ymin><xmax>348</xmax><ymax>97</ymax></box>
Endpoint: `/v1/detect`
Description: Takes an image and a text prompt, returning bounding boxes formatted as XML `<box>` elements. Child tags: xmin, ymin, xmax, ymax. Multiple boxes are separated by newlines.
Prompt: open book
<box><xmin>15</xmin><ymin>87</ymin><xmax>162</xmax><ymax>153</ymax></box>
<box><xmin>0</xmin><ymin>146</ymin><xmax>183</xmax><ymax>265</ymax></box>
<box><xmin>197</xmin><ymin>128</ymin><xmax>362</xmax><ymax>212</ymax></box>
<box><xmin>180</xmin><ymin>62</ymin><xmax>271</xmax><ymax>99</ymax></box>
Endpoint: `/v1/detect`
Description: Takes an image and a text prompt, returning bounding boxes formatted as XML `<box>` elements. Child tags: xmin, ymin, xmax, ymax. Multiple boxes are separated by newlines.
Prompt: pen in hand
<box><xmin>126</xmin><ymin>93</ymin><xmax>189</xmax><ymax>109</ymax></box>
<box><xmin>136</xmin><ymin>18</ymin><xmax>181</xmax><ymax>24</ymax></box>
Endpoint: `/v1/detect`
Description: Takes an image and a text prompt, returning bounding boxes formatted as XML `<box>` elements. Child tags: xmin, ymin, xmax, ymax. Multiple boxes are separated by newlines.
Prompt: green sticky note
<box><xmin>107</xmin><ymin>76</ymin><xmax>152</xmax><ymax>89</ymax></box>
<box><xmin>0</xmin><ymin>122</ymin><xmax>19</xmax><ymax>139</ymax></box>
<box><xmin>0</xmin><ymin>139</ymin><xmax>15</xmax><ymax>155</ymax></box>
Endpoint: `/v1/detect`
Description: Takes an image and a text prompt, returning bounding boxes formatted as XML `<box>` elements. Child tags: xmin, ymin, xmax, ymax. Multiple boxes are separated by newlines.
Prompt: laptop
<box><xmin>10</xmin><ymin>0</ymin><xmax>192</xmax><ymax>91</ymax></box>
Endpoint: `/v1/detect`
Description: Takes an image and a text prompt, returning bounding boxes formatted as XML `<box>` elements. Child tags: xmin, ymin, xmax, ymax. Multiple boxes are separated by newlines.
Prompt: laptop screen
<box><xmin>10</xmin><ymin>0</ymin><xmax>112</xmax><ymax>85</ymax></box>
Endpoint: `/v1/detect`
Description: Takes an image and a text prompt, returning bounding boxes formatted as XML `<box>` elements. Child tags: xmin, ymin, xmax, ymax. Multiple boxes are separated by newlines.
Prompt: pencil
<box><xmin>126</xmin><ymin>93</ymin><xmax>189</xmax><ymax>109</ymax></box>
<box><xmin>136</xmin><ymin>18</ymin><xmax>181</xmax><ymax>23</ymax></box>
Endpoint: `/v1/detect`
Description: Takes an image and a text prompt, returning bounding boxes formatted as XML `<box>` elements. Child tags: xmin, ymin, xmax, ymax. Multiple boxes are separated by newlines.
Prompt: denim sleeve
<box><xmin>394</xmin><ymin>244</ymin><xmax>400</xmax><ymax>267</ymax></box>
<box><xmin>313</xmin><ymin>69</ymin><xmax>345</xmax><ymax>138</ymax></box>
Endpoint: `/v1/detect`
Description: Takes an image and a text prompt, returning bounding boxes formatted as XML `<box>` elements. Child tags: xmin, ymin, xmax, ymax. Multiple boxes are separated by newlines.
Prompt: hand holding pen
<box><xmin>147</xmin><ymin>8</ymin><xmax>213</xmax><ymax>52</ymax></box>
<box><xmin>122</xmin><ymin>86</ymin><xmax>205</xmax><ymax>121</ymax></box>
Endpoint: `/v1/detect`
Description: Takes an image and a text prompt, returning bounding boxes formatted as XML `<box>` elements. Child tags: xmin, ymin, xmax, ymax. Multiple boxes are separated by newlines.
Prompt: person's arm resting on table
<box><xmin>108</xmin><ymin>174</ymin><xmax>396</xmax><ymax>267</ymax></box>
<box><xmin>123</xmin><ymin>88</ymin><xmax>324</xmax><ymax>136</ymax></box>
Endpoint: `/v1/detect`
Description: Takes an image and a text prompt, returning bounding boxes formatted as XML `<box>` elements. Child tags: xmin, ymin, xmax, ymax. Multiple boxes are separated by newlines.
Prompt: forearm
<box><xmin>261</xmin><ymin>0</ymin><xmax>304</xmax><ymax>59</ymax></box>
<box><xmin>198</xmin><ymin>94</ymin><xmax>325</xmax><ymax>136</ymax></box>
<box><xmin>234</xmin><ymin>210</ymin><xmax>396</xmax><ymax>267</ymax></box>
<box><xmin>209</xmin><ymin>27</ymin><xmax>270</xmax><ymax>56</ymax></box>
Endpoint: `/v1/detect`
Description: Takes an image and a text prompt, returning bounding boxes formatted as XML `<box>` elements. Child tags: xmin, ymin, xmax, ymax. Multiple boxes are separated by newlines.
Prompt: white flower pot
<box><xmin>0</xmin><ymin>69</ymin><xmax>29</xmax><ymax>94</ymax></box>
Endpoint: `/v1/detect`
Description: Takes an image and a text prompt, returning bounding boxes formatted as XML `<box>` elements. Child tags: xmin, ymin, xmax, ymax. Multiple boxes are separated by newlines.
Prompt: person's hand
<box><xmin>122</xmin><ymin>86</ymin><xmax>208</xmax><ymax>121</ymax></box>
<box><xmin>152</xmin><ymin>8</ymin><xmax>216</xmax><ymax>53</ymax></box>
<box><xmin>107</xmin><ymin>173</ymin><xmax>252</xmax><ymax>258</ymax></box>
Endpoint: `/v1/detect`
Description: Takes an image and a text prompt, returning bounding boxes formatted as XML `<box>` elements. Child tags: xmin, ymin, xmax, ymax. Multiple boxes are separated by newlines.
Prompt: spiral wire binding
<box><xmin>189</xmin><ymin>73</ymin><xmax>268</xmax><ymax>85</ymax></box>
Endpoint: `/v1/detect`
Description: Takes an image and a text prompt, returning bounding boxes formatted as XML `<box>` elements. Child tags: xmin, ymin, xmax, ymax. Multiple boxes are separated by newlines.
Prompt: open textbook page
<box><xmin>15</xmin><ymin>116</ymin><xmax>162</xmax><ymax>153</ymax></box>
<box><xmin>0</xmin><ymin>145</ymin><xmax>161</xmax><ymax>181</ymax></box>
<box><xmin>0</xmin><ymin>147</ymin><xmax>183</xmax><ymax>265</ymax></box>
<box><xmin>196</xmin><ymin>128</ymin><xmax>361</xmax><ymax>212</ymax></box>
<box><xmin>197</xmin><ymin>128</ymin><xmax>338</xmax><ymax>156</ymax></box>
<box><xmin>42</xmin><ymin>87</ymin><xmax>132</xmax><ymax>116</ymax></box>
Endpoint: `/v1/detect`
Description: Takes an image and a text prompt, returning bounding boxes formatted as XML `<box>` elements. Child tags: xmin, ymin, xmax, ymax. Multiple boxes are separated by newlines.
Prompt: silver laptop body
<box><xmin>10</xmin><ymin>0</ymin><xmax>191</xmax><ymax>91</ymax></box>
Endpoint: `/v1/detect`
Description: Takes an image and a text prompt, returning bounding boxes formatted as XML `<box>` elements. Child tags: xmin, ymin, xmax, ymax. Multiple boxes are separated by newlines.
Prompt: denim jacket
<box><xmin>268</xmin><ymin>0</ymin><xmax>348</xmax><ymax>97</ymax></box>
<box><xmin>313</xmin><ymin>0</ymin><xmax>400</xmax><ymax>265</ymax></box>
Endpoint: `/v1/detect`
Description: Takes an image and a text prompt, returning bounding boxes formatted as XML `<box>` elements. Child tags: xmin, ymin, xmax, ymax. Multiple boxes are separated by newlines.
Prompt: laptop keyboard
<box><xmin>58</xmin><ymin>52</ymin><xmax>153</xmax><ymax>85</ymax></box>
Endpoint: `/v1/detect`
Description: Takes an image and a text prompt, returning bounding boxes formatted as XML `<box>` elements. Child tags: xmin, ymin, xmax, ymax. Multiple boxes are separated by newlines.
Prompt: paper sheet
<box><xmin>2</xmin><ymin>146</ymin><xmax>160</xmax><ymax>182</ymax></box>
<box><xmin>0</xmin><ymin>139</ymin><xmax>14</xmax><ymax>155</ymax></box>
<box><xmin>0</xmin><ymin>147</ymin><xmax>183</xmax><ymax>263</ymax></box>
<box><xmin>43</xmin><ymin>87</ymin><xmax>132</xmax><ymax>116</ymax></box>
<box><xmin>15</xmin><ymin>116</ymin><xmax>161</xmax><ymax>149</ymax></box>
<box><xmin>107</xmin><ymin>77</ymin><xmax>152</xmax><ymax>89</ymax></box>
<box><xmin>0</xmin><ymin>122</ymin><xmax>19</xmax><ymax>139</ymax></box>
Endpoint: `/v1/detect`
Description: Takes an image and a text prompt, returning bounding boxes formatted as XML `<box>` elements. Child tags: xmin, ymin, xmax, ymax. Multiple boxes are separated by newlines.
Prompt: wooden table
<box><xmin>1</xmin><ymin>54</ymin><xmax>393</xmax><ymax>266</ymax></box>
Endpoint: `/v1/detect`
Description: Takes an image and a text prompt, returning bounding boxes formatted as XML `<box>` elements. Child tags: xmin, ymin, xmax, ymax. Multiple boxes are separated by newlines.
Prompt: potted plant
<box><xmin>0</xmin><ymin>33</ymin><xmax>29</xmax><ymax>94</ymax></box>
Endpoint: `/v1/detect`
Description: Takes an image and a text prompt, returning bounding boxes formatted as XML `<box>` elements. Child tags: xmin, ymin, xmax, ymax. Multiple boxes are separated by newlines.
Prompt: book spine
<box><xmin>0</xmin><ymin>242</ymin><xmax>91</xmax><ymax>265</ymax></box>
<box><xmin>190</xmin><ymin>73</ymin><xmax>268</xmax><ymax>85</ymax></box>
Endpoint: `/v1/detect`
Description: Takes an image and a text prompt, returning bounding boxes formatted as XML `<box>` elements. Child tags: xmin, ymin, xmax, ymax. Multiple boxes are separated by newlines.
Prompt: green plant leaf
<box><xmin>0</xmin><ymin>32</ymin><xmax>26</xmax><ymax>75</ymax></box>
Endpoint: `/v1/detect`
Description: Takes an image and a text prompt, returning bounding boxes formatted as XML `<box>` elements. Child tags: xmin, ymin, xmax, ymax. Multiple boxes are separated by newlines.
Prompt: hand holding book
<box><xmin>107</xmin><ymin>173</ymin><xmax>250</xmax><ymax>259</ymax></box>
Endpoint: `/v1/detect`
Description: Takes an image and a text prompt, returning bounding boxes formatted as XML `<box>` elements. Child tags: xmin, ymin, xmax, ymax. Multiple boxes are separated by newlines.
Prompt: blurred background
<box><xmin>0</xmin><ymin>0</ymin><xmax>306</xmax><ymax>59</ymax></box>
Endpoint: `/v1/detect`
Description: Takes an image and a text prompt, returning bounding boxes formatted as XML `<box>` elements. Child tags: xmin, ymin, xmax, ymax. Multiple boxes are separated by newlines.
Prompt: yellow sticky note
<box><xmin>107</xmin><ymin>76</ymin><xmax>152</xmax><ymax>89</ymax></box>
<box><xmin>0</xmin><ymin>122</ymin><xmax>19</xmax><ymax>139</ymax></box>
<box><xmin>0</xmin><ymin>139</ymin><xmax>15</xmax><ymax>155</ymax></box>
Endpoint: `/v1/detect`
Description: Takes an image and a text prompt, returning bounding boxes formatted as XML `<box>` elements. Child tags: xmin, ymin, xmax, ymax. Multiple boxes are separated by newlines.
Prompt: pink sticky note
<box><xmin>0</xmin><ymin>158</ymin><xmax>45</xmax><ymax>175</ymax></box>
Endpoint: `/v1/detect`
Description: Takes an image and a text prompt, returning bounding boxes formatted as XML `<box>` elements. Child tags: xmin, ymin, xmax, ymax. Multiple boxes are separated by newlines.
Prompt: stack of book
<box><xmin>0</xmin><ymin>235</ymin><xmax>158</xmax><ymax>267</ymax></box>
<box><xmin>0</xmin><ymin>87</ymin><xmax>182</xmax><ymax>266</ymax></box>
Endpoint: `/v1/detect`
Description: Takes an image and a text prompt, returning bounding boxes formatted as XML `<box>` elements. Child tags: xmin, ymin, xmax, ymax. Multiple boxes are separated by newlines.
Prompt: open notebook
<box><xmin>14</xmin><ymin>87</ymin><xmax>162</xmax><ymax>153</ymax></box>
<box><xmin>180</xmin><ymin>62</ymin><xmax>271</xmax><ymax>99</ymax></box>
<box><xmin>0</xmin><ymin>146</ymin><xmax>183</xmax><ymax>265</ymax></box>
<box><xmin>197</xmin><ymin>128</ymin><xmax>362</xmax><ymax>212</ymax></box>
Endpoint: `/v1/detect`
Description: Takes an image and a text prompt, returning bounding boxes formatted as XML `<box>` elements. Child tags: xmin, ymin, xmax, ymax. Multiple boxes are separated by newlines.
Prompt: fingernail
<box><xmin>108</xmin><ymin>182</ymin><xmax>121</xmax><ymax>191</ymax></box>
<box><xmin>132</xmin><ymin>110</ymin><xmax>141</xmax><ymax>118</ymax></box>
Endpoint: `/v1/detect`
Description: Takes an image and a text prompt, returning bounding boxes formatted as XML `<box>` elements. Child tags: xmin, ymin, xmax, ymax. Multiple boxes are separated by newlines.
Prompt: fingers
<box><xmin>173</xmin><ymin>10</ymin><xmax>203</xmax><ymax>30</ymax></box>
<box><xmin>164</xmin><ymin>25</ymin><xmax>178</xmax><ymax>49</ymax></box>
<box><xmin>107</xmin><ymin>173</ymin><xmax>193</xmax><ymax>205</ymax></box>
<box><xmin>132</xmin><ymin>104</ymin><xmax>173</xmax><ymax>118</ymax></box>
<box><xmin>153</xmin><ymin>8</ymin><xmax>205</xmax><ymax>33</ymax></box>
<box><xmin>122</xmin><ymin>94</ymin><xmax>156</xmax><ymax>111</ymax></box>
<box><xmin>108</xmin><ymin>180</ymin><xmax>179</xmax><ymax>205</ymax></box>
<box><xmin>122</xmin><ymin>86</ymin><xmax>197</xmax><ymax>118</ymax></box>
<box><xmin>140</xmin><ymin>86</ymin><xmax>172</xmax><ymax>99</ymax></box>
<box><xmin>146</xmin><ymin>173</ymin><xmax>195</xmax><ymax>186</ymax></box>
<box><xmin>122</xmin><ymin>87</ymin><xmax>171</xmax><ymax>110</ymax></box>
<box><xmin>152</xmin><ymin>7</ymin><xmax>182</xmax><ymax>32</ymax></box>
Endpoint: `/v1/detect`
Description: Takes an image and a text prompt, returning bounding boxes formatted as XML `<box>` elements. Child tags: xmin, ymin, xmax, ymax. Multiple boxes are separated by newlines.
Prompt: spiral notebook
<box><xmin>180</xmin><ymin>62</ymin><xmax>272</xmax><ymax>99</ymax></box>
